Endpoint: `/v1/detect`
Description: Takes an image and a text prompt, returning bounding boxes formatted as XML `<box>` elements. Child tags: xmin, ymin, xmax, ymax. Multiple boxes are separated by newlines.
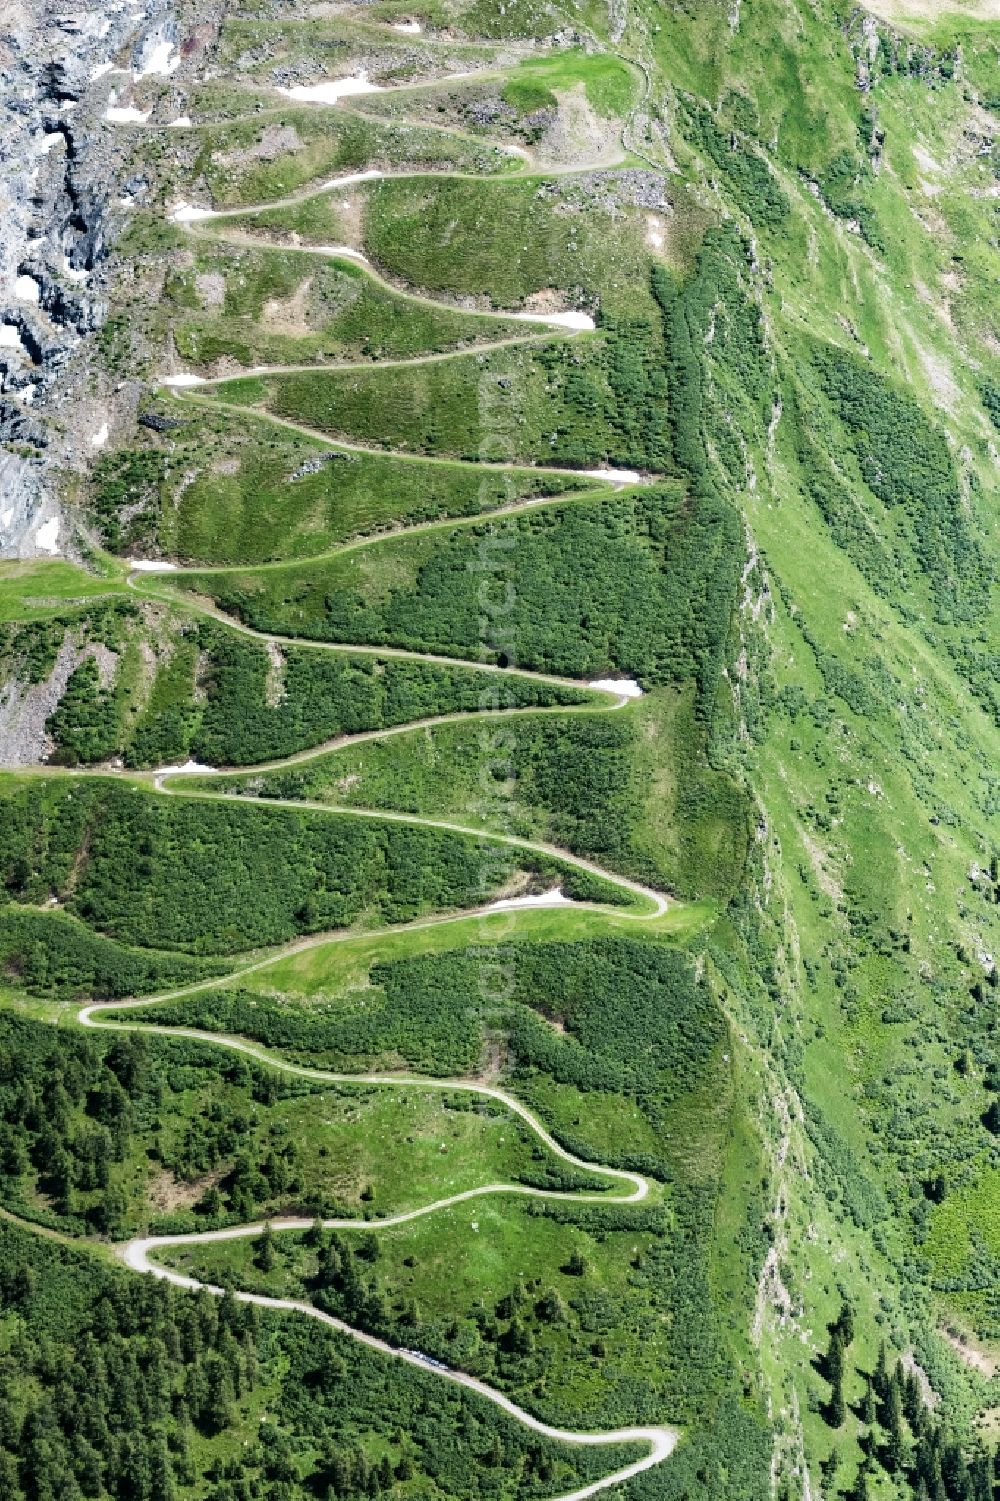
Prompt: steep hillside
<box><xmin>0</xmin><ymin>0</ymin><xmax>997</xmax><ymax>1498</ymax></box>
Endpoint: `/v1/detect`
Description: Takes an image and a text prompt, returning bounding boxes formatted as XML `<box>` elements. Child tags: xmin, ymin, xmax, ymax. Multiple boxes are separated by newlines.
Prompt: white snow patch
<box><xmin>161</xmin><ymin>371</ymin><xmax>207</xmax><ymax>387</ymax></box>
<box><xmin>169</xmin><ymin>201</ymin><xmax>215</xmax><ymax>223</ymax></box>
<box><xmin>0</xmin><ymin>324</ymin><xmax>27</xmax><ymax>354</ymax></box>
<box><xmin>308</xmin><ymin>245</ymin><xmax>371</xmax><ymax>265</ymax></box>
<box><xmin>512</xmin><ymin>309</ymin><xmax>595</xmax><ymax>331</ymax></box>
<box><xmin>39</xmin><ymin>131</ymin><xmax>64</xmax><ymax>155</ymax></box>
<box><xmin>14</xmin><ymin>274</ymin><xmax>40</xmax><ymax>303</ymax></box>
<box><xmin>485</xmin><ymin>886</ymin><xmax>572</xmax><ymax>911</ymax></box>
<box><xmin>0</xmin><ymin>507</ymin><xmax>13</xmax><ymax>528</ymax></box>
<box><xmin>129</xmin><ymin>559</ymin><xmax>179</xmax><ymax>571</ymax></box>
<box><xmin>577</xmin><ymin>467</ymin><xmax>642</xmax><ymax>485</ymax></box>
<box><xmin>167</xmin><ymin>115</ymin><xmax>192</xmax><ymax>128</ymax></box>
<box><xmin>62</xmin><ymin>256</ymin><xmax>89</xmax><ymax>283</ymax></box>
<box><xmin>91</xmin><ymin>422</ymin><xmax>110</xmax><ymax>449</ymax></box>
<box><xmin>137</xmin><ymin>40</ymin><xmax>180</xmax><ymax>77</ymax></box>
<box><xmin>392</xmin><ymin>18</ymin><xmax>422</xmax><ymax>30</ymax></box>
<box><xmin>277</xmin><ymin>75</ymin><xmax>383</xmax><ymax>105</ymax></box>
<box><xmin>319</xmin><ymin>169</ymin><xmax>382</xmax><ymax>190</ymax></box>
<box><xmin>154</xmin><ymin>760</ymin><xmax>214</xmax><ymax>775</ymax></box>
<box><xmin>105</xmin><ymin>104</ymin><xmax>151</xmax><ymax>123</ymax></box>
<box><xmin>588</xmin><ymin>678</ymin><xmax>643</xmax><ymax>699</ymax></box>
<box><xmin>91</xmin><ymin>61</ymin><xmax>118</xmax><ymax>80</ymax></box>
<box><xmin>34</xmin><ymin>517</ymin><xmax>60</xmax><ymax>554</ymax></box>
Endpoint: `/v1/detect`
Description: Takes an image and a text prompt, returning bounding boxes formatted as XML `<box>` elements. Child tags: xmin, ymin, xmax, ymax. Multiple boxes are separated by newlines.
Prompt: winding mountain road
<box><xmin>35</xmin><ymin>38</ymin><xmax>685</xmax><ymax>1499</ymax></box>
<box><xmin>81</xmin><ymin>931</ymin><xmax>677</xmax><ymax>1498</ymax></box>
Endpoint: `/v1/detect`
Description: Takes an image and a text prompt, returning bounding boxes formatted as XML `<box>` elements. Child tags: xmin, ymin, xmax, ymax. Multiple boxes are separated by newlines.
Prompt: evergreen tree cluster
<box><xmin>0</xmin><ymin>1226</ymin><xmax>259</xmax><ymax>1501</ymax></box>
<box><xmin>0</xmin><ymin>1014</ymin><xmax>317</xmax><ymax>1237</ymax></box>
<box><xmin>823</xmin><ymin>1323</ymin><xmax>1000</xmax><ymax>1501</ymax></box>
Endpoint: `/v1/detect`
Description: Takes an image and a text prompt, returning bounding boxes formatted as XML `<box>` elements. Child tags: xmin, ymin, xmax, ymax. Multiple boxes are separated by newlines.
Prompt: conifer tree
<box><xmin>254</xmin><ymin>1221</ymin><xmax>276</xmax><ymax>1273</ymax></box>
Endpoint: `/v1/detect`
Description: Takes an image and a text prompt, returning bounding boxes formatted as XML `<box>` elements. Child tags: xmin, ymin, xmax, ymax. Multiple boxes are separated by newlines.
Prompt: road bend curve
<box><xmin>82</xmin><ymin>906</ymin><xmax>679</xmax><ymax>1497</ymax></box>
<box><xmin>124</xmin><ymin>1236</ymin><xmax>678</xmax><ymax>1501</ymax></box>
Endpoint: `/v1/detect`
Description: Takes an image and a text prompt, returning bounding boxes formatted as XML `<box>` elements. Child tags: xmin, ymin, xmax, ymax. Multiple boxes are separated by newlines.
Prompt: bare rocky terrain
<box><xmin>0</xmin><ymin>0</ymin><xmax>219</xmax><ymax>556</ymax></box>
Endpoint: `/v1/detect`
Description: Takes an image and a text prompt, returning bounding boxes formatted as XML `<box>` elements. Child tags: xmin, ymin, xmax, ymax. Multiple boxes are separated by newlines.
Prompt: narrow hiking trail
<box><xmin>23</xmin><ymin>33</ymin><xmax>685</xmax><ymax>1500</ymax></box>
<box><xmin>147</xmin><ymin>388</ymin><xmax>644</xmax><ymax>492</ymax></box>
<box><xmin>168</xmin><ymin>330</ymin><xmax>566</xmax><ymax>387</ymax></box>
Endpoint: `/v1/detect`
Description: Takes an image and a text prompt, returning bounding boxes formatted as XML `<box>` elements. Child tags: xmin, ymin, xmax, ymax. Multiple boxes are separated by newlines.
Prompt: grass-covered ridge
<box><xmin>361</xmin><ymin>173</ymin><xmax>659</xmax><ymax>313</ymax></box>
<box><xmin>160</xmin><ymin>239</ymin><xmax>535</xmax><ymax>373</ymax></box>
<box><xmin>2</xmin><ymin>600</ymin><xmax>591</xmax><ymax>770</ymax></box>
<box><xmin>0</xmin><ymin>1007</ymin><xmax>611</xmax><ymax>1240</ymax></box>
<box><xmin>0</xmin><ymin>1217</ymin><xmax>637</xmax><ymax>1499</ymax></box>
<box><xmin>194</xmin><ymin>686</ymin><xmax>752</xmax><ymax>900</ymax></box>
<box><xmin>109</xmin><ymin>933</ymin><xmax>770</xmax><ymax>1456</ymax></box>
<box><xmin>201</xmin><ymin>323</ymin><xmax>672</xmax><ymax>468</ymax></box>
<box><xmin>151</xmin><ymin>108</ymin><xmax>521</xmax><ymax>212</ymax></box>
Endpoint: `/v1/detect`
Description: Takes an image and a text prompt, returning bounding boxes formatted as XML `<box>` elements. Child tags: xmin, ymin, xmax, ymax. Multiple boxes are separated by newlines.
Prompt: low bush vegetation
<box><xmin>169</xmin><ymin>485</ymin><xmax>743</xmax><ymax>721</ymax></box>
<box><xmin>0</xmin><ymin>779</ymin><xmax>627</xmax><ymax>954</ymax></box>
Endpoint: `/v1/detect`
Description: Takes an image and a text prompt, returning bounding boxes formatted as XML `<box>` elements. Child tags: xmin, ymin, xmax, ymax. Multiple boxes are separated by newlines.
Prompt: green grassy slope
<box><xmin>86</xmin><ymin>401</ymin><xmax>595</xmax><ymax>564</ymax></box>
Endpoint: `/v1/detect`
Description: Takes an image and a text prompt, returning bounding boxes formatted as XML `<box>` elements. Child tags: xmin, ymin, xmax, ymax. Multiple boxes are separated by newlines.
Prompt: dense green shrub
<box><xmin>681</xmin><ymin>102</ymin><xmax>789</xmax><ymax>229</ymax></box>
<box><xmin>89</xmin><ymin>449</ymin><xmax>165</xmax><ymax>552</ymax></box>
<box><xmin>35</xmin><ymin>611</ymin><xmax>589</xmax><ymax>770</ymax></box>
<box><xmin>246</xmin><ymin>711</ymin><xmax>641</xmax><ymax>861</ymax></box>
<box><xmin>210</xmin><ymin>688</ymin><xmax>752</xmax><ymax>900</ymax></box>
<box><xmin>140</xmin><ymin>976</ymin><xmax>482</xmax><ymax>1076</ymax></box>
<box><xmin>178</xmin><ymin>627</ymin><xmax>589</xmax><ymax>769</ymax></box>
<box><xmin>815</xmin><ymin>347</ymin><xmax>990</xmax><ymax>622</ymax></box>
<box><xmin>0</xmin><ymin>781</ymin><xmax>624</xmax><ymax>954</ymax></box>
<box><xmin>816</xmin><ymin>149</ymin><xmax>884</xmax><ymax>250</ymax></box>
<box><xmin>529</xmin><ymin>317</ymin><xmax>673</xmax><ymax>471</ymax></box>
<box><xmin>0</xmin><ymin>908</ymin><xmax>222</xmax><ymax>1000</ymax></box>
<box><xmin>195</xmin><ymin>485</ymin><xmax>742</xmax><ymax>719</ymax></box>
<box><xmin>653</xmin><ymin>224</ymin><xmax>771</xmax><ymax>496</ymax></box>
<box><xmin>223</xmin><ymin>324</ymin><xmax>672</xmax><ymax>472</ymax></box>
<box><xmin>0</xmin><ymin>618</ymin><xmax>65</xmax><ymax>685</ymax></box>
<box><xmin>45</xmin><ymin>657</ymin><xmax>121</xmax><ymax>765</ymax></box>
<box><xmin>635</xmin><ymin>1396</ymin><xmax>771</xmax><ymax>1501</ymax></box>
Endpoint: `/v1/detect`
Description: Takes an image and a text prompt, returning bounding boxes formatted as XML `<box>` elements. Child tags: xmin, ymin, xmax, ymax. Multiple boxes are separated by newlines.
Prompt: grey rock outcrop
<box><xmin>0</xmin><ymin>0</ymin><xmax>179</xmax><ymax>556</ymax></box>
